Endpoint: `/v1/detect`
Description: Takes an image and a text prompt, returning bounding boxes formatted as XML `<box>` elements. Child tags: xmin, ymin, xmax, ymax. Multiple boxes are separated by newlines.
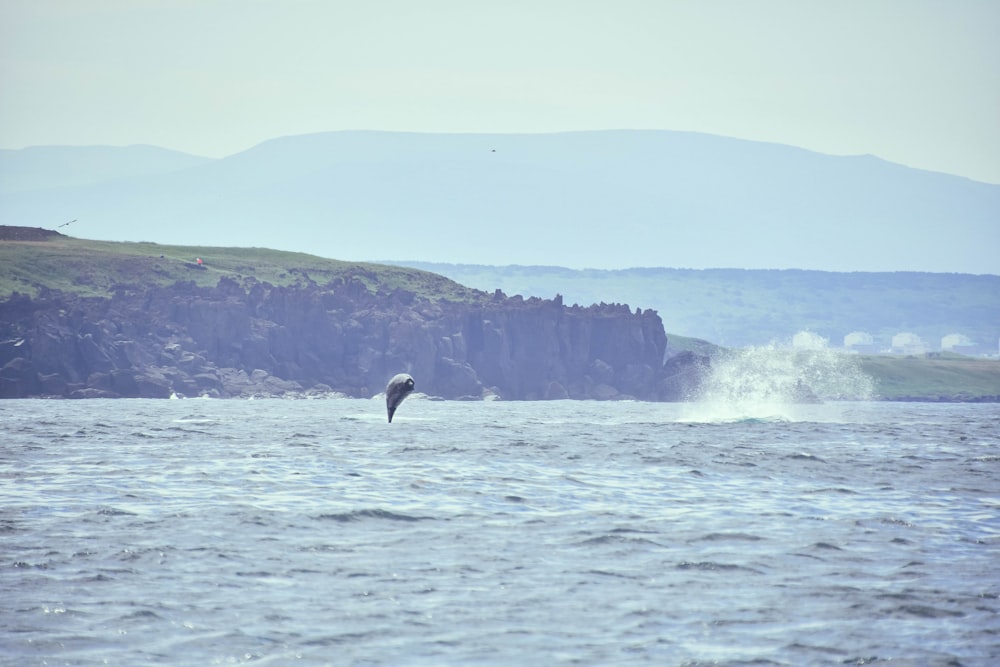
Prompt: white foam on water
<box><xmin>683</xmin><ymin>344</ymin><xmax>875</xmax><ymax>422</ymax></box>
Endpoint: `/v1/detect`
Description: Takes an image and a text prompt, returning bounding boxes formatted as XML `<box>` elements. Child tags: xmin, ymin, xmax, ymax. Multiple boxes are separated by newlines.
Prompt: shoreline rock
<box><xmin>0</xmin><ymin>278</ymin><xmax>707</xmax><ymax>401</ymax></box>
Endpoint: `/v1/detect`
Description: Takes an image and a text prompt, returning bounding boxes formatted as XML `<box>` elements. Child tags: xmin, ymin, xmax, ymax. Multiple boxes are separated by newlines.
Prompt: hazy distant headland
<box><xmin>389</xmin><ymin>262</ymin><xmax>1000</xmax><ymax>353</ymax></box>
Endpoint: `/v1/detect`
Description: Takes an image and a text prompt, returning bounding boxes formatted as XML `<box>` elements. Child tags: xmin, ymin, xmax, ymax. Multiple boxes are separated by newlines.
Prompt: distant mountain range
<box><xmin>0</xmin><ymin>144</ymin><xmax>211</xmax><ymax>195</ymax></box>
<box><xmin>2</xmin><ymin>130</ymin><xmax>998</xmax><ymax>273</ymax></box>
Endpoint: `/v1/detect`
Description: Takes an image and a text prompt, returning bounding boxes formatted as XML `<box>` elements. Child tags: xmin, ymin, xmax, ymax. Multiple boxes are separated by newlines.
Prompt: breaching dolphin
<box><xmin>385</xmin><ymin>373</ymin><xmax>415</xmax><ymax>423</ymax></box>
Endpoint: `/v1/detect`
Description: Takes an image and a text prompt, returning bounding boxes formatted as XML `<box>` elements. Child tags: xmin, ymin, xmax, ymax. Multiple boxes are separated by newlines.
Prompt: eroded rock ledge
<box><xmin>0</xmin><ymin>277</ymin><xmax>706</xmax><ymax>400</ymax></box>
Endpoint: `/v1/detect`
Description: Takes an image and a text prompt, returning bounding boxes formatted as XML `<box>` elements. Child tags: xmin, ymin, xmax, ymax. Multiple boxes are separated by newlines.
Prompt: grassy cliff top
<box><xmin>0</xmin><ymin>226</ymin><xmax>485</xmax><ymax>302</ymax></box>
<box><xmin>859</xmin><ymin>352</ymin><xmax>1000</xmax><ymax>400</ymax></box>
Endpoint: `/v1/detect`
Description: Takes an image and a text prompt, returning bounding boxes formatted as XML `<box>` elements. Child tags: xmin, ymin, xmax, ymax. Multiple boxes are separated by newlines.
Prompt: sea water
<box><xmin>2</xmin><ymin>394</ymin><xmax>998</xmax><ymax>666</ymax></box>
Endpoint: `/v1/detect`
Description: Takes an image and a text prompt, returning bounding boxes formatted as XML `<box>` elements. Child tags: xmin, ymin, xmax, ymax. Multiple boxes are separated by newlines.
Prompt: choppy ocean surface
<box><xmin>2</xmin><ymin>397</ymin><xmax>998</xmax><ymax>666</ymax></box>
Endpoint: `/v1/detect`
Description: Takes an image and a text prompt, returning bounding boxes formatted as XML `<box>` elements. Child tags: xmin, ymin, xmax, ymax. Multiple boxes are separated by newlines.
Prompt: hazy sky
<box><xmin>2</xmin><ymin>0</ymin><xmax>999</xmax><ymax>183</ymax></box>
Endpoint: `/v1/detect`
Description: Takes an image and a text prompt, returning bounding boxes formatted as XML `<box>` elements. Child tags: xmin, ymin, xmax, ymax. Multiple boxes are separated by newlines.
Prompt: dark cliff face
<box><xmin>0</xmin><ymin>277</ymin><xmax>706</xmax><ymax>400</ymax></box>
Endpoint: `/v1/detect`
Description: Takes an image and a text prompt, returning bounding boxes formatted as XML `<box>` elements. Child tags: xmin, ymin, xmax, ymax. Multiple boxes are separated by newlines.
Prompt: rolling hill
<box><xmin>2</xmin><ymin>130</ymin><xmax>998</xmax><ymax>274</ymax></box>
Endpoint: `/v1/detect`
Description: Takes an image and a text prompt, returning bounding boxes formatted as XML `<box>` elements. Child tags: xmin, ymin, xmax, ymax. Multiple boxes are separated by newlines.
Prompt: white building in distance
<box><xmin>891</xmin><ymin>332</ymin><xmax>926</xmax><ymax>355</ymax></box>
<box><xmin>940</xmin><ymin>333</ymin><xmax>997</xmax><ymax>357</ymax></box>
<box><xmin>941</xmin><ymin>333</ymin><xmax>973</xmax><ymax>350</ymax></box>
<box><xmin>843</xmin><ymin>331</ymin><xmax>878</xmax><ymax>353</ymax></box>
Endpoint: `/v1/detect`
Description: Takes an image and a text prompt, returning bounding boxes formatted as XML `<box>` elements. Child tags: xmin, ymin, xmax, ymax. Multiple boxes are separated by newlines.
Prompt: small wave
<box><xmin>301</xmin><ymin>631</ymin><xmax>380</xmax><ymax>647</ymax></box>
<box><xmin>786</xmin><ymin>452</ymin><xmax>826</xmax><ymax>462</ymax></box>
<box><xmin>97</xmin><ymin>507</ymin><xmax>137</xmax><ymax>516</ymax></box>
<box><xmin>575</xmin><ymin>534</ymin><xmax>663</xmax><ymax>547</ymax></box>
<box><xmin>341</xmin><ymin>413</ymin><xmax>437</xmax><ymax>422</ymax></box>
<box><xmin>315</xmin><ymin>508</ymin><xmax>433</xmax><ymax>522</ymax></box>
<box><xmin>879</xmin><ymin>517</ymin><xmax>914</xmax><ymax>527</ymax></box>
<box><xmin>893</xmin><ymin>604</ymin><xmax>965</xmax><ymax>619</ymax></box>
<box><xmin>12</xmin><ymin>560</ymin><xmax>44</xmax><ymax>569</ymax></box>
<box><xmin>609</xmin><ymin>527</ymin><xmax>659</xmax><ymax>535</ymax></box>
<box><xmin>119</xmin><ymin>610</ymin><xmax>164</xmax><ymax>622</ymax></box>
<box><xmin>675</xmin><ymin>560</ymin><xmax>762</xmax><ymax>573</ymax></box>
<box><xmin>677</xmin><ymin>413</ymin><xmax>793</xmax><ymax>424</ymax></box>
<box><xmin>803</xmin><ymin>487</ymin><xmax>857</xmax><ymax>494</ymax></box>
<box><xmin>692</xmin><ymin>532</ymin><xmax>765</xmax><ymax>542</ymax></box>
<box><xmin>783</xmin><ymin>641</ymin><xmax>847</xmax><ymax>659</ymax></box>
<box><xmin>586</xmin><ymin>569</ymin><xmax>642</xmax><ymax>580</ymax></box>
<box><xmin>738</xmin><ymin>415</ymin><xmax>793</xmax><ymax>424</ymax></box>
<box><xmin>287</xmin><ymin>441</ymin><xmax>320</xmax><ymax>448</ymax></box>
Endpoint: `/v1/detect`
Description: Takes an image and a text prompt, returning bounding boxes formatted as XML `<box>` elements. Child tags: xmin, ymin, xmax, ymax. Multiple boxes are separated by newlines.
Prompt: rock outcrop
<box><xmin>0</xmin><ymin>277</ymin><xmax>707</xmax><ymax>400</ymax></box>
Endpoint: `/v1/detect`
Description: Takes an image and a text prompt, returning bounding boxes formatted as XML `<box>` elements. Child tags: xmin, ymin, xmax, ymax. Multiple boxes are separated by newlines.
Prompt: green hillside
<box><xmin>859</xmin><ymin>353</ymin><xmax>1000</xmax><ymax>401</ymax></box>
<box><xmin>0</xmin><ymin>227</ymin><xmax>483</xmax><ymax>303</ymax></box>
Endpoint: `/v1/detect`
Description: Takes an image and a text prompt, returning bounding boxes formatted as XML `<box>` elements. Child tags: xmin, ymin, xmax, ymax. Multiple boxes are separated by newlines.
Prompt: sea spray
<box><xmin>686</xmin><ymin>344</ymin><xmax>876</xmax><ymax>421</ymax></box>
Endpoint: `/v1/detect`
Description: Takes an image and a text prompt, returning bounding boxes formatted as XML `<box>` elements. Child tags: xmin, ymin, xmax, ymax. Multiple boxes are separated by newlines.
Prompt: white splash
<box><xmin>684</xmin><ymin>344</ymin><xmax>875</xmax><ymax>422</ymax></box>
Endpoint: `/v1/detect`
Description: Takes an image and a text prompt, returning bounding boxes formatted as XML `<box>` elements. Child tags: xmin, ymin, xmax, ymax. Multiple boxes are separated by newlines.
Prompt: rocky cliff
<box><xmin>0</xmin><ymin>275</ymin><xmax>706</xmax><ymax>401</ymax></box>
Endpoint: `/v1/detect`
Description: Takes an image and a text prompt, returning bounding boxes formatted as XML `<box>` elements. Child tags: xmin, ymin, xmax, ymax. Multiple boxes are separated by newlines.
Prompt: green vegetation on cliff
<box><xmin>0</xmin><ymin>227</ymin><xmax>484</xmax><ymax>303</ymax></box>
<box><xmin>2</xmin><ymin>228</ymin><xmax>680</xmax><ymax>401</ymax></box>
